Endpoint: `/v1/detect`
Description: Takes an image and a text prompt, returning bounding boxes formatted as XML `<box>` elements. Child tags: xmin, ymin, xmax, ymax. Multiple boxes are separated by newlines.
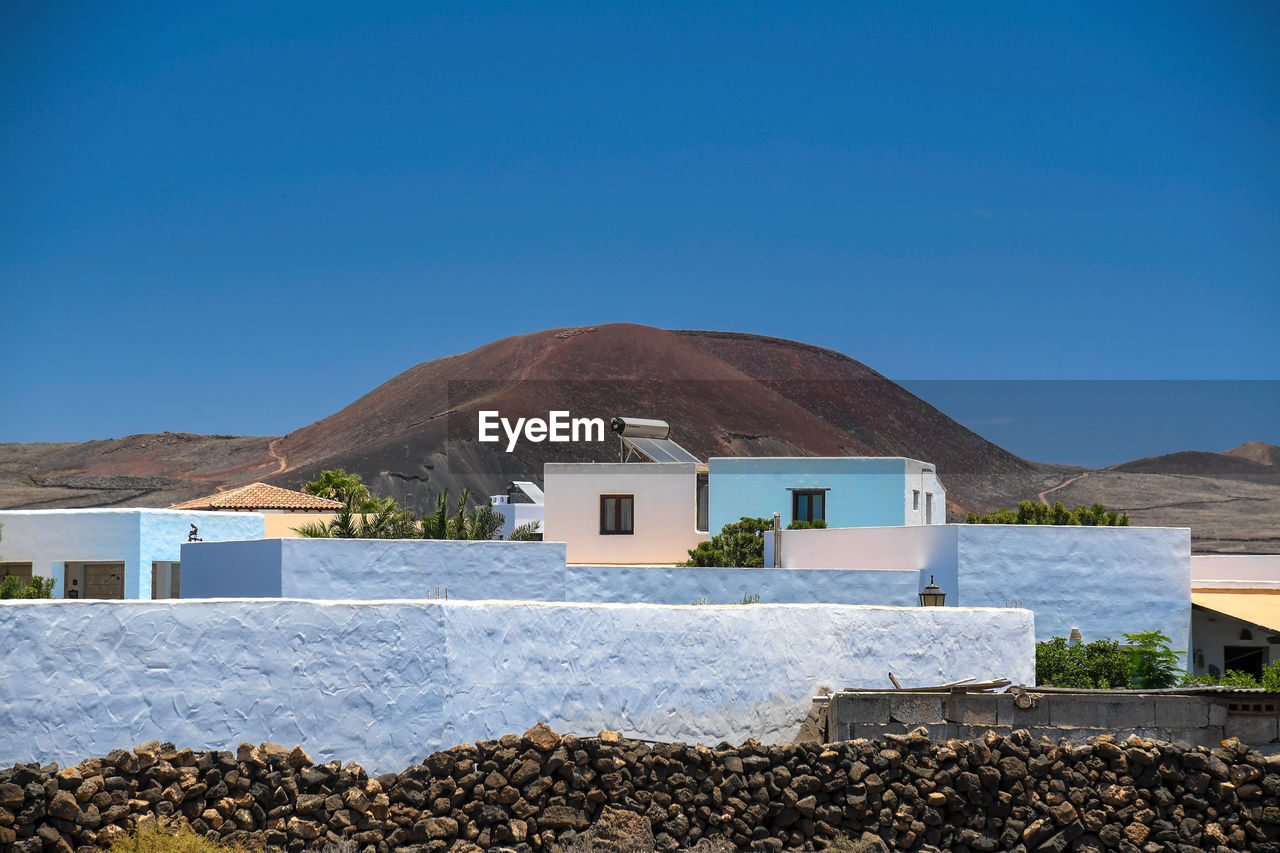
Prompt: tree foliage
<box><xmin>508</xmin><ymin>521</ymin><xmax>542</xmax><ymax>541</ymax></box>
<box><xmin>1122</xmin><ymin>629</ymin><xmax>1183</xmax><ymax>689</ymax></box>
<box><xmin>419</xmin><ymin>489</ymin><xmax>504</xmax><ymax>541</ymax></box>
<box><xmin>681</xmin><ymin>517</ymin><xmax>771</xmax><ymax>568</ymax></box>
<box><xmin>294</xmin><ymin>485</ymin><xmax>504</xmax><ymax>541</ymax></box>
<box><xmin>301</xmin><ymin>469</ymin><xmax>374</xmax><ymax>509</ymax></box>
<box><xmin>0</xmin><ymin>574</ymin><xmax>56</xmax><ymax>599</ymax></box>
<box><xmin>1037</xmin><ymin>630</ymin><xmax>1186</xmax><ymax>689</ymax></box>
<box><xmin>1035</xmin><ymin>637</ymin><xmax>1130</xmax><ymax>688</ymax></box>
<box><xmin>966</xmin><ymin>500</ymin><xmax>1129</xmax><ymax>526</ymax></box>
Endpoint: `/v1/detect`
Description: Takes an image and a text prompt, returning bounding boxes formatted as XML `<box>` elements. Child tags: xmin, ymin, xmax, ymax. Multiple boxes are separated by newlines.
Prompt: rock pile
<box><xmin>3</xmin><ymin>725</ymin><xmax>1279</xmax><ymax>852</ymax></box>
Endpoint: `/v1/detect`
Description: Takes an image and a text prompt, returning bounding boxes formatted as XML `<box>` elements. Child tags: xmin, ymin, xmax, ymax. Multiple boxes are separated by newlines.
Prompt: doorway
<box><xmin>1224</xmin><ymin>645</ymin><xmax>1266</xmax><ymax>680</ymax></box>
<box><xmin>64</xmin><ymin>562</ymin><xmax>125</xmax><ymax>599</ymax></box>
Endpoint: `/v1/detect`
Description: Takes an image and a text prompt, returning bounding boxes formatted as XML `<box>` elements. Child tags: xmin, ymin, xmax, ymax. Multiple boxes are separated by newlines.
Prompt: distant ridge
<box><xmin>2</xmin><ymin>324</ymin><xmax>1277</xmax><ymax>552</ymax></box>
<box><xmin>1225</xmin><ymin>441</ymin><xmax>1280</xmax><ymax>468</ymax></box>
<box><xmin>1107</xmin><ymin>449</ymin><xmax>1280</xmax><ymax>484</ymax></box>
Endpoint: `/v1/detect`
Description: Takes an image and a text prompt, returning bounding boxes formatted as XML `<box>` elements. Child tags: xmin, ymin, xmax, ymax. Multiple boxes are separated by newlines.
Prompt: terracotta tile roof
<box><xmin>170</xmin><ymin>483</ymin><xmax>343</xmax><ymax>511</ymax></box>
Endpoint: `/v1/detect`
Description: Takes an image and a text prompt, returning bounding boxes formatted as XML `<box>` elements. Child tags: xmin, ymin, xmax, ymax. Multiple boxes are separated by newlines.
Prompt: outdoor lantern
<box><xmin>918</xmin><ymin>575</ymin><xmax>946</xmax><ymax>607</ymax></box>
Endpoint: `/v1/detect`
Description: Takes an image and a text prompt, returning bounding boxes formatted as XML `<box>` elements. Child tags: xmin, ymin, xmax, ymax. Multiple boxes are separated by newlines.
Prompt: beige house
<box><xmin>171</xmin><ymin>483</ymin><xmax>341</xmax><ymax>538</ymax></box>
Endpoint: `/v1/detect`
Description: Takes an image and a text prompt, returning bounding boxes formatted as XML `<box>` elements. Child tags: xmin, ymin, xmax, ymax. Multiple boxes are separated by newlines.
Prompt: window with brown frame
<box><xmin>600</xmin><ymin>495</ymin><xmax>634</xmax><ymax>535</ymax></box>
<box><xmin>791</xmin><ymin>489</ymin><xmax>827</xmax><ymax>524</ymax></box>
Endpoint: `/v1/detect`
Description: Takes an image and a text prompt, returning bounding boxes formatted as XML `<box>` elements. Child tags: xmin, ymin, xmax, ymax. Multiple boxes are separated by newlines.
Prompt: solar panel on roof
<box><xmin>621</xmin><ymin>435</ymin><xmax>702</xmax><ymax>464</ymax></box>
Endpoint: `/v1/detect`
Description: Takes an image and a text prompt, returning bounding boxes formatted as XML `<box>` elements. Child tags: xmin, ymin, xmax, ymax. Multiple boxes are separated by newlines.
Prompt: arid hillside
<box><xmin>1</xmin><ymin>326</ymin><xmax>1275</xmax><ymax>552</ymax></box>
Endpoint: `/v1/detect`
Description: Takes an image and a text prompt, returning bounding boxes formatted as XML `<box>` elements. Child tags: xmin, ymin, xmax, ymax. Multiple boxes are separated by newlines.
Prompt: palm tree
<box><xmin>301</xmin><ymin>469</ymin><xmax>374</xmax><ymax>509</ymax></box>
<box><xmin>419</xmin><ymin>489</ymin><xmax>503</xmax><ymax>540</ymax></box>
<box><xmin>294</xmin><ymin>493</ymin><xmax>419</xmax><ymax>539</ymax></box>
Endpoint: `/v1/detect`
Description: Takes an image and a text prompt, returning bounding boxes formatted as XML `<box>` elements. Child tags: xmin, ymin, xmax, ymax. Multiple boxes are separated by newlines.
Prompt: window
<box><xmin>1</xmin><ymin>562</ymin><xmax>33</xmax><ymax>582</ymax></box>
<box><xmin>912</xmin><ymin>490</ymin><xmax>920</xmax><ymax>510</ymax></box>
<box><xmin>696</xmin><ymin>473</ymin><xmax>709</xmax><ymax>533</ymax></box>
<box><xmin>791</xmin><ymin>489</ymin><xmax>827</xmax><ymax>524</ymax></box>
<box><xmin>600</xmin><ymin>495</ymin><xmax>634</xmax><ymax>535</ymax></box>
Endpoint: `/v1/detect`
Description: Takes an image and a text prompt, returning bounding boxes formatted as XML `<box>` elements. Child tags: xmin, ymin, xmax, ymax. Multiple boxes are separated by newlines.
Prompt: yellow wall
<box><xmin>264</xmin><ymin>512</ymin><xmax>340</xmax><ymax>538</ymax></box>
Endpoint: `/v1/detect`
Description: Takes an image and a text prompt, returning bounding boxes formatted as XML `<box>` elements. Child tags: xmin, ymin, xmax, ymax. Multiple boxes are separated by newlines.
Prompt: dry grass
<box><xmin>105</xmin><ymin>822</ymin><xmax>244</xmax><ymax>853</ymax></box>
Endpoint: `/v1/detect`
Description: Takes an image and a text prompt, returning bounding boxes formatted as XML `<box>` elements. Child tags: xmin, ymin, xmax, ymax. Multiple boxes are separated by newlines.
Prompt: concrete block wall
<box><xmin>829</xmin><ymin>690</ymin><xmax>1280</xmax><ymax>748</ymax></box>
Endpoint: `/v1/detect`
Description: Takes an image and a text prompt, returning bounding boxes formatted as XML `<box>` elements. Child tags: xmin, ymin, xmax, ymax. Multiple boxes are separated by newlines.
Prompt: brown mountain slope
<box><xmin>1225</xmin><ymin>441</ymin><xmax>1280</xmax><ymax>468</ymax></box>
<box><xmin>0</xmin><ymin>433</ymin><xmax>279</xmax><ymax>509</ymax></box>
<box><xmin>1108</xmin><ymin>450</ymin><xmax>1280</xmax><ymax>484</ymax></box>
<box><xmin>264</xmin><ymin>324</ymin><xmax>1067</xmax><ymax>517</ymax></box>
<box><xmin>2</xmin><ymin>324</ymin><xmax>1274</xmax><ymax>553</ymax></box>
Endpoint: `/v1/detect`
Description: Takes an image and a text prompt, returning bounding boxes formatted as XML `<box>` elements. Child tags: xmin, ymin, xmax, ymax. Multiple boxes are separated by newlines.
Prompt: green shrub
<box><xmin>682</xmin><ymin>517</ymin><xmax>770</xmax><ymax>567</ymax></box>
<box><xmin>1035</xmin><ymin>637</ymin><xmax>1129</xmax><ymax>688</ymax></box>
<box><xmin>966</xmin><ymin>500</ymin><xmax>1129</xmax><ymax>526</ymax></box>
<box><xmin>0</xmin><ymin>575</ymin><xmax>56</xmax><ymax>599</ymax></box>
<box><xmin>1122</xmin><ymin>630</ymin><xmax>1183</xmax><ymax>689</ymax></box>
<box><xmin>1186</xmin><ymin>662</ymin><xmax>1280</xmax><ymax>690</ymax></box>
<box><xmin>1264</xmin><ymin>660</ymin><xmax>1280</xmax><ymax>692</ymax></box>
<box><xmin>786</xmin><ymin>519</ymin><xmax>827</xmax><ymax>530</ymax></box>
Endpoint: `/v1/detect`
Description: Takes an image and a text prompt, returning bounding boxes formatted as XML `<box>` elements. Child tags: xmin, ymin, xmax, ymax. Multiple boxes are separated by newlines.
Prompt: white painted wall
<box><xmin>903</xmin><ymin>460</ymin><xmax>946</xmax><ymax>525</ymax></box>
<box><xmin>1190</xmin><ymin>606</ymin><xmax>1276</xmax><ymax>676</ymax></box>
<box><xmin>490</xmin><ymin>497</ymin><xmax>545</xmax><ymax>540</ymax></box>
<box><xmin>0</xmin><ymin>510</ymin><xmax>265</xmax><ymax>599</ymax></box>
<box><xmin>1192</xmin><ymin>555</ymin><xmax>1280</xmax><ymax>589</ymax></box>
<box><xmin>181</xmin><ymin>539</ymin><xmax>568</xmax><ymax>600</ymax></box>
<box><xmin>955</xmin><ymin>525</ymin><xmax>1191</xmax><ymax>657</ymax></box>
<box><xmin>181</xmin><ymin>540</ymin><xmax>923</xmax><ymax>606</ymax></box>
<box><xmin>0</xmin><ymin>598</ymin><xmax>1034</xmax><ymax>774</ymax></box>
<box><xmin>543</xmin><ymin>462</ymin><xmax>706</xmax><ymax>564</ymax></box>
<box><xmin>753</xmin><ymin>523</ymin><xmax>1190</xmax><ymax>655</ymax></box>
<box><xmin>565</xmin><ymin>565</ymin><xmax>924</xmax><ymax>607</ymax></box>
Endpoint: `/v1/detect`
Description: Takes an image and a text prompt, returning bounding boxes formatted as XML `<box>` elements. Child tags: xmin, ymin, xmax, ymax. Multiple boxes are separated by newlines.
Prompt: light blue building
<box><xmin>0</xmin><ymin>509</ymin><xmax>266</xmax><ymax>599</ymax></box>
<box><xmin>707</xmin><ymin>456</ymin><xmax>945</xmax><ymax>533</ymax></box>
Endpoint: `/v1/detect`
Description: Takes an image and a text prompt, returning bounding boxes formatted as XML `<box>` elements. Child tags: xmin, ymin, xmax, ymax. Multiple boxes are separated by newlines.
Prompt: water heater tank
<box><xmin>609</xmin><ymin>417</ymin><xmax>670</xmax><ymax>439</ymax></box>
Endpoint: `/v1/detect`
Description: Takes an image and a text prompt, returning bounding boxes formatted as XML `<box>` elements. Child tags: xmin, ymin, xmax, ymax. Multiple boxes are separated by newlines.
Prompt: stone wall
<box><xmin>4</xmin><ymin>726</ymin><xmax>1279</xmax><ymax>852</ymax></box>
<box><xmin>829</xmin><ymin>690</ymin><xmax>1280</xmax><ymax>750</ymax></box>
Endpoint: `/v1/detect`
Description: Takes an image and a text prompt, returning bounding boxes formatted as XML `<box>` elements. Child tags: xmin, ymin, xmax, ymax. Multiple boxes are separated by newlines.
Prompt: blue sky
<box><xmin>3</xmin><ymin>2</ymin><xmax>1277</xmax><ymax>464</ymax></box>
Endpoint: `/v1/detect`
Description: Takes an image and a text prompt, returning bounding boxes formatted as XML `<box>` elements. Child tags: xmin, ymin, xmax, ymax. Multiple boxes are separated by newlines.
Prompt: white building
<box><xmin>490</xmin><ymin>480</ymin><xmax>545</xmax><ymax>540</ymax></box>
<box><xmin>1190</xmin><ymin>554</ymin><xmax>1280</xmax><ymax>679</ymax></box>
<box><xmin>542</xmin><ymin>462</ymin><xmax>708</xmax><ymax>564</ymax></box>
<box><xmin>0</xmin><ymin>509</ymin><xmax>266</xmax><ymax>599</ymax></box>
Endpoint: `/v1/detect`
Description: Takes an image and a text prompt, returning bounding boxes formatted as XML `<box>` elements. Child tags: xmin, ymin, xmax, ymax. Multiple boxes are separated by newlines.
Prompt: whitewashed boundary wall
<box><xmin>0</xmin><ymin>599</ymin><xmax>1034</xmax><ymax>775</ymax></box>
<box><xmin>181</xmin><ymin>540</ymin><xmax>921</xmax><ymax>605</ymax></box>
<box><xmin>565</xmin><ymin>565</ymin><xmax>923</xmax><ymax>606</ymax></box>
<box><xmin>180</xmin><ymin>539</ymin><xmax>569</xmax><ymax>600</ymax></box>
<box><xmin>771</xmin><ymin>524</ymin><xmax>1190</xmax><ymax>654</ymax></box>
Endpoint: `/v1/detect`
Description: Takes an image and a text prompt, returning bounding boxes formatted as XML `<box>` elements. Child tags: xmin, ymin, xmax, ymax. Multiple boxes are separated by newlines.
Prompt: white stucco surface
<box><xmin>566</xmin><ymin>565</ymin><xmax>924</xmax><ymax>606</ymax></box>
<box><xmin>182</xmin><ymin>539</ymin><xmax>921</xmax><ymax>606</ymax></box>
<box><xmin>0</xmin><ymin>510</ymin><xmax>266</xmax><ymax>598</ymax></box>
<box><xmin>543</xmin><ymin>463</ymin><xmax>706</xmax><ymax>564</ymax></box>
<box><xmin>1190</xmin><ymin>606</ymin><xmax>1276</xmax><ymax>675</ymax></box>
<box><xmin>755</xmin><ymin>523</ymin><xmax>1191</xmax><ymax>653</ymax></box>
<box><xmin>955</xmin><ymin>525</ymin><xmax>1191</xmax><ymax>654</ymax></box>
<box><xmin>181</xmin><ymin>539</ymin><xmax>568</xmax><ymax>600</ymax></box>
<box><xmin>0</xmin><ymin>598</ymin><xmax>1033</xmax><ymax>774</ymax></box>
<box><xmin>1192</xmin><ymin>554</ymin><xmax>1280</xmax><ymax>589</ymax></box>
<box><xmin>768</xmin><ymin>524</ymin><xmax>960</xmax><ymax>599</ymax></box>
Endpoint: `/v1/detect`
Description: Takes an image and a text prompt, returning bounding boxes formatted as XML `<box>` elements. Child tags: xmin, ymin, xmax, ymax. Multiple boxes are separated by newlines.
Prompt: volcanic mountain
<box><xmin>260</xmin><ymin>324</ymin><xmax>1068</xmax><ymax>519</ymax></box>
<box><xmin>3</xmin><ymin>324</ymin><xmax>1277</xmax><ymax>551</ymax></box>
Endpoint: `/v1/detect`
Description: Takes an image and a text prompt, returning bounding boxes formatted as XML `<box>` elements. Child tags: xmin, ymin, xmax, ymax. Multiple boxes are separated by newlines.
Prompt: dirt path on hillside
<box><xmin>1038</xmin><ymin>471</ymin><xmax>1091</xmax><ymax>505</ymax></box>
<box><xmin>268</xmin><ymin>439</ymin><xmax>288</xmax><ymax>475</ymax></box>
